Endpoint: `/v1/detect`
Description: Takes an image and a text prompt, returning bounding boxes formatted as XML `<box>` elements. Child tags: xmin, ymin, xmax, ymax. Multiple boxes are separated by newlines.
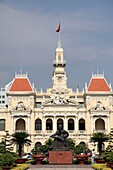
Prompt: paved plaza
<box><xmin>28</xmin><ymin>164</ymin><xmax>93</xmax><ymax>170</ymax></box>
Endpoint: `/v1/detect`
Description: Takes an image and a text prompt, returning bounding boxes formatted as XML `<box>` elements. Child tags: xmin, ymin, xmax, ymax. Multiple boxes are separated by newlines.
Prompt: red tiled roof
<box><xmin>9</xmin><ymin>78</ymin><xmax>32</xmax><ymax>92</ymax></box>
<box><xmin>88</xmin><ymin>78</ymin><xmax>111</xmax><ymax>92</ymax></box>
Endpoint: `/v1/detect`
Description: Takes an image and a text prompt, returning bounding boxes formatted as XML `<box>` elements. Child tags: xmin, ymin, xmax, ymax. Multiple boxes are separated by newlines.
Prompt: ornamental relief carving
<box><xmin>42</xmin><ymin>94</ymin><xmax>79</xmax><ymax>107</ymax></box>
<box><xmin>89</xmin><ymin>101</ymin><xmax>110</xmax><ymax>112</ymax></box>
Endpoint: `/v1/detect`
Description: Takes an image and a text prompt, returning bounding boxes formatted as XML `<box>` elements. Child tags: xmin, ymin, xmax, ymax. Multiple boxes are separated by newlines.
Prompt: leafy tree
<box><xmin>106</xmin><ymin>128</ymin><xmax>113</xmax><ymax>152</ymax></box>
<box><xmin>90</xmin><ymin>132</ymin><xmax>109</xmax><ymax>157</ymax></box>
<box><xmin>68</xmin><ymin>138</ymin><xmax>76</xmax><ymax>150</ymax></box>
<box><xmin>0</xmin><ymin>131</ymin><xmax>12</xmax><ymax>153</ymax></box>
<box><xmin>10</xmin><ymin>132</ymin><xmax>31</xmax><ymax>157</ymax></box>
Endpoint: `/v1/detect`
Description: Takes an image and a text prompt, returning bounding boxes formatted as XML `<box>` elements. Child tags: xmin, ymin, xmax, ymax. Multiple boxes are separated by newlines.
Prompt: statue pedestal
<box><xmin>49</xmin><ymin>151</ymin><xmax>72</xmax><ymax>164</ymax></box>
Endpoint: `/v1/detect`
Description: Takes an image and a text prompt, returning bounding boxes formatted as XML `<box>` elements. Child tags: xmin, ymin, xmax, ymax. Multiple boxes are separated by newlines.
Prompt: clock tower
<box><xmin>52</xmin><ymin>34</ymin><xmax>68</xmax><ymax>93</ymax></box>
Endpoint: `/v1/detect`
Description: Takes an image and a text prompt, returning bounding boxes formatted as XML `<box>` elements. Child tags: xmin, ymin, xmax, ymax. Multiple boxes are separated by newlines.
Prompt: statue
<box><xmin>50</xmin><ymin>124</ymin><xmax>69</xmax><ymax>151</ymax></box>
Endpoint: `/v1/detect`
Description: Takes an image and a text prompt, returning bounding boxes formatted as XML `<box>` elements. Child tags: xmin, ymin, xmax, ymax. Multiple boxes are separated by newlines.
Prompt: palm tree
<box><xmin>10</xmin><ymin>132</ymin><xmax>31</xmax><ymax>157</ymax></box>
<box><xmin>90</xmin><ymin>132</ymin><xmax>109</xmax><ymax>157</ymax></box>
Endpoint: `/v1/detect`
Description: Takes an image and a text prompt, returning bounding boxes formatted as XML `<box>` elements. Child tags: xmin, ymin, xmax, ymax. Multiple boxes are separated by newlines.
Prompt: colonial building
<box><xmin>0</xmin><ymin>36</ymin><xmax>113</xmax><ymax>154</ymax></box>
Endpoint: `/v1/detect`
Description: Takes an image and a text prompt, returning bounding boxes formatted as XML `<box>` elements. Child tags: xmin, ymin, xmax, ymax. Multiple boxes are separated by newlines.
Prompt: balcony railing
<box><xmin>78</xmin><ymin>130</ymin><xmax>86</xmax><ymax>134</ymax></box>
<box><xmin>35</xmin><ymin>130</ymin><xmax>42</xmax><ymax>133</ymax></box>
<box><xmin>14</xmin><ymin>130</ymin><xmax>27</xmax><ymax>133</ymax></box>
<box><xmin>68</xmin><ymin>130</ymin><xmax>75</xmax><ymax>133</ymax></box>
<box><xmin>46</xmin><ymin>130</ymin><xmax>53</xmax><ymax>133</ymax></box>
<box><xmin>93</xmin><ymin>129</ymin><xmax>107</xmax><ymax>133</ymax></box>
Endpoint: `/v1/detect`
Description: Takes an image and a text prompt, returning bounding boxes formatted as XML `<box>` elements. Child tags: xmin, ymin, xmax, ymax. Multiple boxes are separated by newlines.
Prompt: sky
<box><xmin>0</xmin><ymin>0</ymin><xmax>113</xmax><ymax>91</ymax></box>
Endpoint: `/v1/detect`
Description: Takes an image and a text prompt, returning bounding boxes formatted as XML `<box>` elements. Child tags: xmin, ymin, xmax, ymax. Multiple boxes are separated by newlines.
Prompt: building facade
<box><xmin>0</xmin><ymin>37</ymin><xmax>113</xmax><ymax>154</ymax></box>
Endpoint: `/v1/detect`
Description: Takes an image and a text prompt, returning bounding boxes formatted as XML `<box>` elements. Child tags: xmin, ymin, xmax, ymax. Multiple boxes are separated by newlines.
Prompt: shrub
<box><xmin>103</xmin><ymin>152</ymin><xmax>113</xmax><ymax>162</ymax></box>
<box><xmin>42</xmin><ymin>157</ymin><xmax>49</xmax><ymax>164</ymax></box>
<box><xmin>72</xmin><ymin>159</ymin><xmax>79</xmax><ymax>164</ymax></box>
<box><xmin>0</xmin><ymin>153</ymin><xmax>15</xmax><ymax>167</ymax></box>
<box><xmin>84</xmin><ymin>159</ymin><xmax>91</xmax><ymax>164</ymax></box>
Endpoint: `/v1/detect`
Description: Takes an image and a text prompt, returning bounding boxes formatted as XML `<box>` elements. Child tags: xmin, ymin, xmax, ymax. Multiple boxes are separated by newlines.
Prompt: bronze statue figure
<box><xmin>50</xmin><ymin>124</ymin><xmax>69</xmax><ymax>151</ymax></box>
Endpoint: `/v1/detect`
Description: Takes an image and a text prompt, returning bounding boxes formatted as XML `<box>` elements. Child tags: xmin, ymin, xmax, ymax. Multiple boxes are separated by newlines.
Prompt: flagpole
<box><xmin>56</xmin><ymin>22</ymin><xmax>61</xmax><ymax>48</ymax></box>
<box><xmin>58</xmin><ymin>31</ymin><xmax>61</xmax><ymax>48</ymax></box>
<box><xmin>58</xmin><ymin>23</ymin><xmax>61</xmax><ymax>48</ymax></box>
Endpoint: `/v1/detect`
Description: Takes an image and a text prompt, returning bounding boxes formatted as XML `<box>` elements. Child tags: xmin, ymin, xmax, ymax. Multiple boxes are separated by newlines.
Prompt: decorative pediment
<box><xmin>90</xmin><ymin>101</ymin><xmax>110</xmax><ymax>112</ymax></box>
<box><xmin>12</xmin><ymin>101</ymin><xmax>31</xmax><ymax>112</ymax></box>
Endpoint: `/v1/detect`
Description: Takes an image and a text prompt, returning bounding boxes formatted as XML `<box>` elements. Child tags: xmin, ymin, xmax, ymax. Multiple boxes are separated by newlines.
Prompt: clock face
<box><xmin>58</xmin><ymin>76</ymin><xmax>62</xmax><ymax>82</ymax></box>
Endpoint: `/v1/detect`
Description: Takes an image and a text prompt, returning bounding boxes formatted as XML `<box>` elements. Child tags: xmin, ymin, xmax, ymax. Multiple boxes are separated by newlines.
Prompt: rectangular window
<box><xmin>0</xmin><ymin>120</ymin><xmax>5</xmax><ymax>131</ymax></box>
<box><xmin>36</xmin><ymin>102</ymin><xmax>41</xmax><ymax>108</ymax></box>
<box><xmin>2</xmin><ymin>95</ymin><xmax>5</xmax><ymax>98</ymax></box>
<box><xmin>79</xmin><ymin>102</ymin><xmax>84</xmax><ymax>108</ymax></box>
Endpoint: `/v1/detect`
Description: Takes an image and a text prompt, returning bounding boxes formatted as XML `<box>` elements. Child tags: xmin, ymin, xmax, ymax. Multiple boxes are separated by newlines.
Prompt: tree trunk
<box><xmin>19</xmin><ymin>144</ymin><xmax>22</xmax><ymax>157</ymax></box>
<box><xmin>98</xmin><ymin>143</ymin><xmax>102</xmax><ymax>157</ymax></box>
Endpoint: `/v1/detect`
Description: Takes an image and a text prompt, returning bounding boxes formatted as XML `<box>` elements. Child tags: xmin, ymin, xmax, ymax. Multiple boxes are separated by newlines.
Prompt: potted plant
<box><xmin>103</xmin><ymin>152</ymin><xmax>113</xmax><ymax>168</ymax></box>
<box><xmin>90</xmin><ymin>132</ymin><xmax>109</xmax><ymax>163</ymax></box>
<box><xmin>74</xmin><ymin>144</ymin><xmax>91</xmax><ymax>164</ymax></box>
<box><xmin>31</xmin><ymin>145</ymin><xmax>45</xmax><ymax>165</ymax></box>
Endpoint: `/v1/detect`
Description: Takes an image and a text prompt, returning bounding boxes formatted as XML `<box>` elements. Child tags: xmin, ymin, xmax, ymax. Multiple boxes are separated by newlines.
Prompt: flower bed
<box><xmin>11</xmin><ymin>164</ymin><xmax>29</xmax><ymax>170</ymax></box>
<box><xmin>92</xmin><ymin>164</ymin><xmax>106</xmax><ymax>170</ymax></box>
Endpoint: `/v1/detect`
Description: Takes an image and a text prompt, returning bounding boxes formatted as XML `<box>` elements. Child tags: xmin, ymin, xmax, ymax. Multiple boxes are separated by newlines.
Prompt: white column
<box><xmin>11</xmin><ymin>115</ymin><xmax>14</xmax><ymax>133</ymax></box>
<box><xmin>108</xmin><ymin>115</ymin><xmax>110</xmax><ymax>133</ymax></box>
<box><xmin>28</xmin><ymin>115</ymin><xmax>30</xmax><ymax>133</ymax></box>
<box><xmin>64</xmin><ymin>116</ymin><xmax>67</xmax><ymax>130</ymax></box>
<box><xmin>53</xmin><ymin>116</ymin><xmax>57</xmax><ymax>132</ymax></box>
<box><xmin>42</xmin><ymin>116</ymin><xmax>46</xmax><ymax>133</ymax></box>
<box><xmin>75</xmin><ymin>116</ymin><xmax>78</xmax><ymax>133</ymax></box>
<box><xmin>91</xmin><ymin>115</ymin><xmax>93</xmax><ymax>133</ymax></box>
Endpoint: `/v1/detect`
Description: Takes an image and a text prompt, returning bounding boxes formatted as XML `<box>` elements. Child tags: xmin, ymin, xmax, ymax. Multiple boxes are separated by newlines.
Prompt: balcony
<box><xmin>93</xmin><ymin>129</ymin><xmax>108</xmax><ymax>134</ymax></box>
<box><xmin>14</xmin><ymin>130</ymin><xmax>28</xmax><ymax>133</ymax></box>
<box><xmin>35</xmin><ymin>130</ymin><xmax>42</xmax><ymax>133</ymax></box>
<box><xmin>46</xmin><ymin>130</ymin><xmax>53</xmax><ymax>133</ymax></box>
<box><xmin>68</xmin><ymin>130</ymin><xmax>75</xmax><ymax>133</ymax></box>
<box><xmin>77</xmin><ymin>130</ymin><xmax>86</xmax><ymax>135</ymax></box>
<box><xmin>53</xmin><ymin>60</ymin><xmax>66</xmax><ymax>67</ymax></box>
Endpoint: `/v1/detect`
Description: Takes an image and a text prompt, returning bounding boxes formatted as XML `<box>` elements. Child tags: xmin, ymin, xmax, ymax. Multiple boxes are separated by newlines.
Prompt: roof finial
<box><xmin>20</xmin><ymin>67</ymin><xmax>22</xmax><ymax>75</ymax></box>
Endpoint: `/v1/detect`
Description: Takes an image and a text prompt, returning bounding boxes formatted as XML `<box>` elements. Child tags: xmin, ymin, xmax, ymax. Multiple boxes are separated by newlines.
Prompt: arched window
<box><xmin>16</xmin><ymin>119</ymin><xmax>25</xmax><ymax>130</ymax></box>
<box><xmin>57</xmin><ymin>118</ymin><xmax>63</xmax><ymax>130</ymax></box>
<box><xmin>79</xmin><ymin>141</ymin><xmax>86</xmax><ymax>147</ymax></box>
<box><xmin>68</xmin><ymin>119</ymin><xmax>74</xmax><ymax>130</ymax></box>
<box><xmin>35</xmin><ymin>118</ymin><xmax>42</xmax><ymax>130</ymax></box>
<box><xmin>95</xmin><ymin>118</ymin><xmax>105</xmax><ymax>130</ymax></box>
<box><xmin>0</xmin><ymin>119</ymin><xmax>5</xmax><ymax>131</ymax></box>
<box><xmin>35</xmin><ymin>142</ymin><xmax>42</xmax><ymax>148</ymax></box>
<box><xmin>79</xmin><ymin>118</ymin><xmax>85</xmax><ymax>130</ymax></box>
<box><xmin>58</xmin><ymin>55</ymin><xmax>61</xmax><ymax>62</ymax></box>
<box><xmin>46</xmin><ymin>119</ymin><xmax>53</xmax><ymax>130</ymax></box>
